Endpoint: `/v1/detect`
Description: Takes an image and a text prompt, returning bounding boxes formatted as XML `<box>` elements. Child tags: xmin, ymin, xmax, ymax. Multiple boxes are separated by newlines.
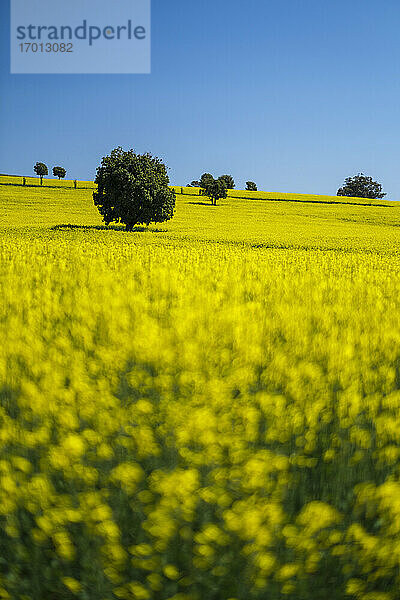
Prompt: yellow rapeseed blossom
<box><xmin>2</xmin><ymin>187</ymin><xmax>400</xmax><ymax>598</ymax></box>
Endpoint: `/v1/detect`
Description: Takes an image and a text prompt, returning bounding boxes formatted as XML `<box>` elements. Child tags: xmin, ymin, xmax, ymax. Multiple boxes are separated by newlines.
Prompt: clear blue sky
<box><xmin>1</xmin><ymin>0</ymin><xmax>400</xmax><ymax>197</ymax></box>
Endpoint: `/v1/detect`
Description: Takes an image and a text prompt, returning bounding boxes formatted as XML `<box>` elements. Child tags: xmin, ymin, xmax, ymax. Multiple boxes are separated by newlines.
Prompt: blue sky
<box><xmin>1</xmin><ymin>0</ymin><xmax>400</xmax><ymax>197</ymax></box>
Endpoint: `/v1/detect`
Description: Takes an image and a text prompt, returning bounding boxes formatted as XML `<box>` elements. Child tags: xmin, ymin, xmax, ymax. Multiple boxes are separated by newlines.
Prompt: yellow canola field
<box><xmin>1</xmin><ymin>185</ymin><xmax>400</xmax><ymax>599</ymax></box>
<box><xmin>1</xmin><ymin>175</ymin><xmax>392</xmax><ymax>205</ymax></box>
<box><xmin>171</xmin><ymin>186</ymin><xmax>394</xmax><ymax>206</ymax></box>
<box><xmin>0</xmin><ymin>174</ymin><xmax>95</xmax><ymax>189</ymax></box>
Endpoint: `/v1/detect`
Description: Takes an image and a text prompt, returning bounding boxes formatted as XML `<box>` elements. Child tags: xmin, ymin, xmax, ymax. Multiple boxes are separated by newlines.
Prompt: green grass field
<box><xmin>1</xmin><ymin>182</ymin><xmax>400</xmax><ymax>600</ymax></box>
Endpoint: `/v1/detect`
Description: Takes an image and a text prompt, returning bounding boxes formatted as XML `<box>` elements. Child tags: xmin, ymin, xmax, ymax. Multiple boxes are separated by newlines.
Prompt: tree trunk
<box><xmin>40</xmin><ymin>176</ymin><xmax>43</xmax><ymax>186</ymax></box>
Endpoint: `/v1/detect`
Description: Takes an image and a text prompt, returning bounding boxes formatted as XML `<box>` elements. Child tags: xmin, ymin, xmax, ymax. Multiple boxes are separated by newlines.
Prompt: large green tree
<box><xmin>337</xmin><ymin>173</ymin><xmax>386</xmax><ymax>199</ymax></box>
<box><xmin>93</xmin><ymin>147</ymin><xmax>176</xmax><ymax>231</ymax></box>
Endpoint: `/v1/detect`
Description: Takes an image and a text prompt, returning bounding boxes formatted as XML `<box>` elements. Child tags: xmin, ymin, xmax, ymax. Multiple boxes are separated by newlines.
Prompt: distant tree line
<box><xmin>33</xmin><ymin>153</ymin><xmax>387</xmax><ymax>202</ymax></box>
<box><xmin>187</xmin><ymin>171</ymin><xmax>386</xmax><ymax>203</ymax></box>
<box><xmin>187</xmin><ymin>173</ymin><xmax>259</xmax><ymax>205</ymax></box>
<box><xmin>33</xmin><ymin>162</ymin><xmax>67</xmax><ymax>185</ymax></box>
<box><xmin>189</xmin><ymin>174</ymin><xmax>234</xmax><ymax>189</ymax></box>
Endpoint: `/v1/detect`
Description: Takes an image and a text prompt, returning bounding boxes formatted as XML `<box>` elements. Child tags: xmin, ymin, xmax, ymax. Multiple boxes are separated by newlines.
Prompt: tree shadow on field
<box><xmin>188</xmin><ymin>201</ymin><xmax>216</xmax><ymax>206</ymax></box>
<box><xmin>51</xmin><ymin>224</ymin><xmax>168</xmax><ymax>233</ymax></box>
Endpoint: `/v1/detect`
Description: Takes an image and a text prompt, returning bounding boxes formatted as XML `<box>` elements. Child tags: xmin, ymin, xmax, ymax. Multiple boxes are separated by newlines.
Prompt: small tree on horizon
<box><xmin>200</xmin><ymin>176</ymin><xmax>228</xmax><ymax>206</ymax></box>
<box><xmin>93</xmin><ymin>147</ymin><xmax>176</xmax><ymax>231</ymax></box>
<box><xmin>53</xmin><ymin>166</ymin><xmax>67</xmax><ymax>180</ymax></box>
<box><xmin>219</xmin><ymin>175</ymin><xmax>235</xmax><ymax>189</ymax></box>
<box><xmin>337</xmin><ymin>173</ymin><xmax>386</xmax><ymax>199</ymax></box>
<box><xmin>246</xmin><ymin>181</ymin><xmax>257</xmax><ymax>191</ymax></box>
<box><xmin>34</xmin><ymin>162</ymin><xmax>48</xmax><ymax>185</ymax></box>
<box><xmin>190</xmin><ymin>180</ymin><xmax>201</xmax><ymax>187</ymax></box>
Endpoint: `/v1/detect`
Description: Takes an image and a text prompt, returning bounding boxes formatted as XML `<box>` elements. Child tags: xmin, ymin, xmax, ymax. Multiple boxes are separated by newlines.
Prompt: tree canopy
<box><xmin>219</xmin><ymin>175</ymin><xmax>235</xmax><ymax>189</ymax></box>
<box><xmin>53</xmin><ymin>166</ymin><xmax>66</xmax><ymax>180</ymax></box>
<box><xmin>337</xmin><ymin>174</ymin><xmax>386</xmax><ymax>199</ymax></box>
<box><xmin>200</xmin><ymin>175</ymin><xmax>228</xmax><ymax>205</ymax></box>
<box><xmin>93</xmin><ymin>147</ymin><xmax>176</xmax><ymax>231</ymax></box>
<box><xmin>34</xmin><ymin>162</ymin><xmax>48</xmax><ymax>185</ymax></box>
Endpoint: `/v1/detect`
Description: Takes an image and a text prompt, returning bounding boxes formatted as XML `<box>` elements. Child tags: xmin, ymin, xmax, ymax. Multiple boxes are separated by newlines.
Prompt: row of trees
<box><xmin>93</xmin><ymin>153</ymin><xmax>256</xmax><ymax>226</ymax></box>
<box><xmin>33</xmin><ymin>154</ymin><xmax>385</xmax><ymax>202</ymax></box>
<box><xmin>188</xmin><ymin>174</ymin><xmax>258</xmax><ymax>205</ymax></box>
<box><xmin>35</xmin><ymin>154</ymin><xmax>385</xmax><ymax>203</ymax></box>
<box><xmin>92</xmin><ymin>149</ymin><xmax>389</xmax><ymax>231</ymax></box>
<box><xmin>34</xmin><ymin>162</ymin><xmax>67</xmax><ymax>185</ymax></box>
<box><xmin>189</xmin><ymin>173</ymin><xmax>386</xmax><ymax>201</ymax></box>
<box><xmin>189</xmin><ymin>175</ymin><xmax>258</xmax><ymax>194</ymax></box>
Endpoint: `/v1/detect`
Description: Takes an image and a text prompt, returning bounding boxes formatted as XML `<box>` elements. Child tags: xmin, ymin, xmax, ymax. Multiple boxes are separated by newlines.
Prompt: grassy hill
<box><xmin>1</xmin><ymin>181</ymin><xmax>400</xmax><ymax>599</ymax></box>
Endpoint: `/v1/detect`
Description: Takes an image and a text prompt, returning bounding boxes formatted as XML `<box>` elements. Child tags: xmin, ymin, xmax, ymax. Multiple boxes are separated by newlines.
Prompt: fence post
<box><xmin>74</xmin><ymin>179</ymin><xmax>77</xmax><ymax>189</ymax></box>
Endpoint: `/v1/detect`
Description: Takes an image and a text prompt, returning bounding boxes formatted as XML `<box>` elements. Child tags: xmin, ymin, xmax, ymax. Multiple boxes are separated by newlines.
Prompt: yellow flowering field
<box><xmin>0</xmin><ymin>174</ymin><xmax>95</xmax><ymax>189</ymax></box>
<box><xmin>171</xmin><ymin>186</ymin><xmax>393</xmax><ymax>206</ymax></box>
<box><xmin>1</xmin><ymin>184</ymin><xmax>400</xmax><ymax>599</ymax></box>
